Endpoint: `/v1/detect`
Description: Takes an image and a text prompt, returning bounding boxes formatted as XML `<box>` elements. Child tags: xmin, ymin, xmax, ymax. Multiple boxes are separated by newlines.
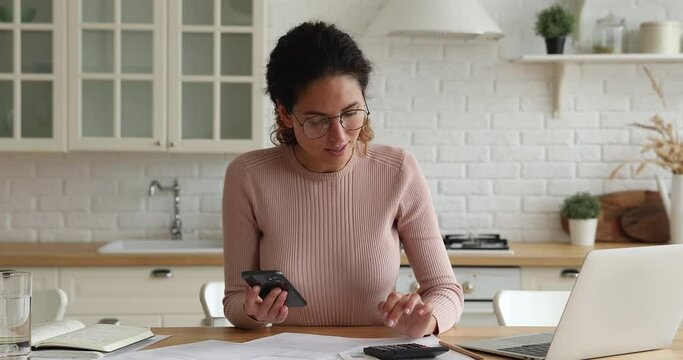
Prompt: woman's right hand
<box><xmin>244</xmin><ymin>286</ymin><xmax>289</xmax><ymax>323</ymax></box>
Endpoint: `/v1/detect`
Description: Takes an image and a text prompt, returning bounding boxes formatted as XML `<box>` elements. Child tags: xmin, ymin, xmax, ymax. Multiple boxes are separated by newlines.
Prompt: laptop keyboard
<box><xmin>499</xmin><ymin>342</ymin><xmax>550</xmax><ymax>358</ymax></box>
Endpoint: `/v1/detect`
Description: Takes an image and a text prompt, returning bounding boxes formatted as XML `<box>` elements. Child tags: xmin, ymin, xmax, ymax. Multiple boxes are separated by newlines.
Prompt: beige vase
<box><xmin>657</xmin><ymin>174</ymin><xmax>683</xmax><ymax>244</ymax></box>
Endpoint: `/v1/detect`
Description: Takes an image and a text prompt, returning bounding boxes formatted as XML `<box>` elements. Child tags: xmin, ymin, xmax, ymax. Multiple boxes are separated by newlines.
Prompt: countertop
<box><xmin>0</xmin><ymin>241</ymin><xmax>650</xmax><ymax>267</ymax></box>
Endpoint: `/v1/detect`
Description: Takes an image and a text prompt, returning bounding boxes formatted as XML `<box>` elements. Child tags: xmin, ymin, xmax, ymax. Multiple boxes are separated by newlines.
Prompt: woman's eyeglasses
<box><xmin>290</xmin><ymin>98</ymin><xmax>370</xmax><ymax>139</ymax></box>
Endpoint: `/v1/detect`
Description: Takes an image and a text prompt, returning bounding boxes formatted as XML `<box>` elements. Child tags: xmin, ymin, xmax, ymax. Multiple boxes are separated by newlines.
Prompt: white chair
<box><xmin>493</xmin><ymin>290</ymin><xmax>570</xmax><ymax>326</ymax></box>
<box><xmin>32</xmin><ymin>288</ymin><xmax>68</xmax><ymax>325</ymax></box>
<box><xmin>199</xmin><ymin>281</ymin><xmax>232</xmax><ymax>327</ymax></box>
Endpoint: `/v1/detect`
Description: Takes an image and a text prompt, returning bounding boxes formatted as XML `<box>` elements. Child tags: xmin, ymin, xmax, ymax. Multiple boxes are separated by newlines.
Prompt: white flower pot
<box><xmin>568</xmin><ymin>218</ymin><xmax>598</xmax><ymax>246</ymax></box>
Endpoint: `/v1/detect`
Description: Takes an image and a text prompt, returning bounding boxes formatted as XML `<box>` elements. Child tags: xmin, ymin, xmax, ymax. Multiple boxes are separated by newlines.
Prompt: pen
<box><xmin>438</xmin><ymin>340</ymin><xmax>485</xmax><ymax>360</ymax></box>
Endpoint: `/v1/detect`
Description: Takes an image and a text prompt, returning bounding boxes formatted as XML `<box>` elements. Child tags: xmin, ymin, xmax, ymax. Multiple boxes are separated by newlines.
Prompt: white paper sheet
<box><xmin>103</xmin><ymin>333</ymin><xmax>472</xmax><ymax>360</ymax></box>
<box><xmin>105</xmin><ymin>340</ymin><xmax>281</xmax><ymax>360</ymax></box>
<box><xmin>245</xmin><ymin>332</ymin><xmax>386</xmax><ymax>357</ymax></box>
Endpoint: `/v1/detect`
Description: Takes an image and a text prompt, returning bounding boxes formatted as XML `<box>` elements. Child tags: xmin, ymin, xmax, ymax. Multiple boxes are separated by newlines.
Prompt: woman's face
<box><xmin>279</xmin><ymin>75</ymin><xmax>365</xmax><ymax>173</ymax></box>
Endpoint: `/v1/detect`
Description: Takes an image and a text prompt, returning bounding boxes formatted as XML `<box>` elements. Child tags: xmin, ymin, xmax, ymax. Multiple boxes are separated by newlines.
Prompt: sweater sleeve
<box><xmin>222</xmin><ymin>157</ymin><xmax>267</xmax><ymax>329</ymax></box>
<box><xmin>396</xmin><ymin>151</ymin><xmax>464</xmax><ymax>334</ymax></box>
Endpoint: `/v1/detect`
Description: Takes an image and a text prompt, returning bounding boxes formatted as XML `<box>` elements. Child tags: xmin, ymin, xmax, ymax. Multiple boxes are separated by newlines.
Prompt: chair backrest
<box><xmin>199</xmin><ymin>281</ymin><xmax>232</xmax><ymax>326</ymax></box>
<box><xmin>32</xmin><ymin>288</ymin><xmax>68</xmax><ymax>325</ymax></box>
<box><xmin>493</xmin><ymin>290</ymin><xmax>570</xmax><ymax>326</ymax></box>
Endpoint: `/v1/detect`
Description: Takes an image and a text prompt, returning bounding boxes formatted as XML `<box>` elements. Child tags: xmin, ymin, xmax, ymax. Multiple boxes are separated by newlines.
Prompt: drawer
<box><xmin>60</xmin><ymin>266</ymin><xmax>223</xmax><ymax>315</ymax></box>
<box><xmin>8</xmin><ymin>267</ymin><xmax>59</xmax><ymax>290</ymax></box>
<box><xmin>455</xmin><ymin>267</ymin><xmax>521</xmax><ymax>301</ymax></box>
<box><xmin>397</xmin><ymin>266</ymin><xmax>521</xmax><ymax>301</ymax></box>
<box><xmin>521</xmin><ymin>267</ymin><xmax>580</xmax><ymax>291</ymax></box>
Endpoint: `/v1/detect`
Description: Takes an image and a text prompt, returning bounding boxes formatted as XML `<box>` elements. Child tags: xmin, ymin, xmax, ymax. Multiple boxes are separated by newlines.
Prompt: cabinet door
<box><xmin>67</xmin><ymin>0</ymin><xmax>166</xmax><ymax>151</ymax></box>
<box><xmin>521</xmin><ymin>267</ymin><xmax>580</xmax><ymax>291</ymax></box>
<box><xmin>9</xmin><ymin>267</ymin><xmax>59</xmax><ymax>289</ymax></box>
<box><xmin>0</xmin><ymin>0</ymin><xmax>66</xmax><ymax>151</ymax></box>
<box><xmin>167</xmin><ymin>0</ymin><xmax>264</xmax><ymax>153</ymax></box>
<box><xmin>59</xmin><ymin>266</ymin><xmax>223</xmax><ymax>327</ymax></box>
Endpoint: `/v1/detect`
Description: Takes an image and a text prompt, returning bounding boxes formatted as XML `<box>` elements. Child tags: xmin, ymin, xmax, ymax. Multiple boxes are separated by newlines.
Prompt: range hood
<box><xmin>366</xmin><ymin>0</ymin><xmax>504</xmax><ymax>40</ymax></box>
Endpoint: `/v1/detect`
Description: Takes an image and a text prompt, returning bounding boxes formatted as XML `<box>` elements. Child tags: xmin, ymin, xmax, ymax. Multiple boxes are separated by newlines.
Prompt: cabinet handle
<box><xmin>98</xmin><ymin>318</ymin><xmax>120</xmax><ymax>325</ymax></box>
<box><xmin>169</xmin><ymin>142</ymin><xmax>175</xmax><ymax>147</ymax></box>
<box><xmin>462</xmin><ymin>280</ymin><xmax>475</xmax><ymax>294</ymax></box>
<box><xmin>155</xmin><ymin>140</ymin><xmax>161</xmax><ymax>146</ymax></box>
<box><xmin>150</xmin><ymin>268</ymin><xmax>173</xmax><ymax>278</ymax></box>
<box><xmin>560</xmin><ymin>269</ymin><xmax>579</xmax><ymax>278</ymax></box>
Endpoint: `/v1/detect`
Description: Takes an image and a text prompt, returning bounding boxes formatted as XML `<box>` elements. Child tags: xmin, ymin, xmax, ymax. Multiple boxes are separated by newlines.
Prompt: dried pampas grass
<box><xmin>609</xmin><ymin>67</ymin><xmax>682</xmax><ymax>178</ymax></box>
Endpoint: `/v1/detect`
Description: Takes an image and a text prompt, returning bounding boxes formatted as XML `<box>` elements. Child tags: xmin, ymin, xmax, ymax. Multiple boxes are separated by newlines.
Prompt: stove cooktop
<box><xmin>442</xmin><ymin>233</ymin><xmax>510</xmax><ymax>250</ymax></box>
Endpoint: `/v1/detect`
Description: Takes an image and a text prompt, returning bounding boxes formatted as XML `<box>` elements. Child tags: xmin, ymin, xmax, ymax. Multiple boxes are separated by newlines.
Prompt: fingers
<box><xmin>378</xmin><ymin>292</ymin><xmax>423</xmax><ymax>328</ymax></box>
<box><xmin>414</xmin><ymin>301</ymin><xmax>434</xmax><ymax>317</ymax></box>
<box><xmin>254</xmin><ymin>287</ymin><xmax>284</xmax><ymax>321</ymax></box>
<box><xmin>244</xmin><ymin>286</ymin><xmax>289</xmax><ymax>323</ymax></box>
<box><xmin>378</xmin><ymin>291</ymin><xmax>402</xmax><ymax>314</ymax></box>
<box><xmin>267</xmin><ymin>290</ymin><xmax>288</xmax><ymax>322</ymax></box>
<box><xmin>244</xmin><ymin>286</ymin><xmax>262</xmax><ymax>315</ymax></box>
<box><xmin>401</xmin><ymin>293</ymin><xmax>423</xmax><ymax>315</ymax></box>
<box><xmin>273</xmin><ymin>303</ymin><xmax>289</xmax><ymax>324</ymax></box>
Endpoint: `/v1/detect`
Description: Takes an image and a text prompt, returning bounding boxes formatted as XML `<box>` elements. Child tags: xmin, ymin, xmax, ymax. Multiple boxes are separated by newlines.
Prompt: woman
<box><xmin>223</xmin><ymin>21</ymin><xmax>463</xmax><ymax>337</ymax></box>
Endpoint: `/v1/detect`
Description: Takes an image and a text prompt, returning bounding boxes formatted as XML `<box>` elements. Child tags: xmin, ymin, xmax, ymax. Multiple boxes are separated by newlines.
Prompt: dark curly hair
<box><xmin>266</xmin><ymin>21</ymin><xmax>374</xmax><ymax>146</ymax></box>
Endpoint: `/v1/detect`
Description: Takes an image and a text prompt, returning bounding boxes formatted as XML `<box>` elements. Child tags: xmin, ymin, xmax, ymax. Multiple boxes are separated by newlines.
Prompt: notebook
<box><xmin>31</xmin><ymin>319</ymin><xmax>155</xmax><ymax>352</ymax></box>
<box><xmin>457</xmin><ymin>244</ymin><xmax>683</xmax><ymax>360</ymax></box>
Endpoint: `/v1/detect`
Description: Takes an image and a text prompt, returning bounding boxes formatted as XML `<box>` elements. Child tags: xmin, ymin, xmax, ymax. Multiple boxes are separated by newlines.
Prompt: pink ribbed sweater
<box><xmin>222</xmin><ymin>143</ymin><xmax>464</xmax><ymax>333</ymax></box>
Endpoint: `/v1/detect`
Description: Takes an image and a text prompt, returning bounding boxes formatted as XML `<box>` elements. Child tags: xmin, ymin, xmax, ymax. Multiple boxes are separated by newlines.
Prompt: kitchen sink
<box><xmin>97</xmin><ymin>240</ymin><xmax>223</xmax><ymax>254</ymax></box>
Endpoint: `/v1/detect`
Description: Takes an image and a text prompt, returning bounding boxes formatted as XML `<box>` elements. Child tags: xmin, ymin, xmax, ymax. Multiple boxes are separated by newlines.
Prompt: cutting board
<box><xmin>620</xmin><ymin>197</ymin><xmax>669</xmax><ymax>243</ymax></box>
<box><xmin>561</xmin><ymin>190</ymin><xmax>659</xmax><ymax>242</ymax></box>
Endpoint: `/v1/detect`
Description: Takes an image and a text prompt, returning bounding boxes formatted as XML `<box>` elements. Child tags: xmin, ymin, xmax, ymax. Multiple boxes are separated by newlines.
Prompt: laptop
<box><xmin>458</xmin><ymin>244</ymin><xmax>683</xmax><ymax>360</ymax></box>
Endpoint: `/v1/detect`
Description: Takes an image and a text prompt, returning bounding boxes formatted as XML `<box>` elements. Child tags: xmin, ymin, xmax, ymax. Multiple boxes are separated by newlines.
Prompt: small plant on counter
<box><xmin>534</xmin><ymin>4</ymin><xmax>575</xmax><ymax>54</ymax></box>
<box><xmin>561</xmin><ymin>192</ymin><xmax>601</xmax><ymax>220</ymax></box>
<box><xmin>562</xmin><ymin>192</ymin><xmax>601</xmax><ymax>246</ymax></box>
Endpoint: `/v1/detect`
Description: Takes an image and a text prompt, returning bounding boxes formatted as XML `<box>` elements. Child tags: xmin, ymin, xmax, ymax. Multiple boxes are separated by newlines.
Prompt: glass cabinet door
<box><xmin>68</xmin><ymin>0</ymin><xmax>165</xmax><ymax>151</ymax></box>
<box><xmin>0</xmin><ymin>0</ymin><xmax>66</xmax><ymax>151</ymax></box>
<box><xmin>168</xmin><ymin>0</ymin><xmax>264</xmax><ymax>153</ymax></box>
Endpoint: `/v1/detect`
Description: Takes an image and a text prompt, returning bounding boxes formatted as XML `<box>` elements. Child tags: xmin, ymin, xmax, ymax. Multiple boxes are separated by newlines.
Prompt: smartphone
<box><xmin>240</xmin><ymin>270</ymin><xmax>307</xmax><ymax>307</ymax></box>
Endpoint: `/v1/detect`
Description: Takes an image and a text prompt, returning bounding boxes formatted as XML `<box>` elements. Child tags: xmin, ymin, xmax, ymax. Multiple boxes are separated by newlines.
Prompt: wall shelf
<box><xmin>517</xmin><ymin>54</ymin><xmax>683</xmax><ymax>117</ymax></box>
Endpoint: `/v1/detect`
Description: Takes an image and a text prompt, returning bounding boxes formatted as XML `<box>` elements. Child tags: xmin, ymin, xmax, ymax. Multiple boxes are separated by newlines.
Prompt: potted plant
<box><xmin>534</xmin><ymin>4</ymin><xmax>575</xmax><ymax>54</ymax></box>
<box><xmin>610</xmin><ymin>67</ymin><xmax>683</xmax><ymax>244</ymax></box>
<box><xmin>561</xmin><ymin>192</ymin><xmax>601</xmax><ymax>246</ymax></box>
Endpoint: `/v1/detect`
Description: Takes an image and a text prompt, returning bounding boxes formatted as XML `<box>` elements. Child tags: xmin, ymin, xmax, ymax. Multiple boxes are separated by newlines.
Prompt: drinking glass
<box><xmin>0</xmin><ymin>271</ymin><xmax>31</xmax><ymax>359</ymax></box>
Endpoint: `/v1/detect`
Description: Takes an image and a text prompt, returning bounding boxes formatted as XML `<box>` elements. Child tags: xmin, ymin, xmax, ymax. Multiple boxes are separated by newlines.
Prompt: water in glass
<box><xmin>0</xmin><ymin>271</ymin><xmax>31</xmax><ymax>359</ymax></box>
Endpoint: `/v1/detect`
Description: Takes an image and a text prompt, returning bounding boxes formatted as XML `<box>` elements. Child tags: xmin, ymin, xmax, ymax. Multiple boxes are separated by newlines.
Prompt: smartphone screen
<box><xmin>240</xmin><ymin>270</ymin><xmax>307</xmax><ymax>307</ymax></box>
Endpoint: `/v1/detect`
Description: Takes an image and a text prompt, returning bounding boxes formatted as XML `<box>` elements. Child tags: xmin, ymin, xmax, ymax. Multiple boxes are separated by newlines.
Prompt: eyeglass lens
<box><xmin>302</xmin><ymin>109</ymin><xmax>368</xmax><ymax>138</ymax></box>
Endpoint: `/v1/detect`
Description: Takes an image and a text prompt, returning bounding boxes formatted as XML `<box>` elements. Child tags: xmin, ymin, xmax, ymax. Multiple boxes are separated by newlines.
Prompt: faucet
<box><xmin>148</xmin><ymin>178</ymin><xmax>183</xmax><ymax>240</ymax></box>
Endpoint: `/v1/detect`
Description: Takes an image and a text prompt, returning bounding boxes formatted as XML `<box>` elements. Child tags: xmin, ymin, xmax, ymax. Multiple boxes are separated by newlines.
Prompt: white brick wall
<box><xmin>1</xmin><ymin>0</ymin><xmax>682</xmax><ymax>243</ymax></box>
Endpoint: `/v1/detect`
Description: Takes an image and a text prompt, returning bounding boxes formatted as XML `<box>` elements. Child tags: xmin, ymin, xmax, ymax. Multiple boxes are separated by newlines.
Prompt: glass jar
<box><xmin>593</xmin><ymin>13</ymin><xmax>625</xmax><ymax>54</ymax></box>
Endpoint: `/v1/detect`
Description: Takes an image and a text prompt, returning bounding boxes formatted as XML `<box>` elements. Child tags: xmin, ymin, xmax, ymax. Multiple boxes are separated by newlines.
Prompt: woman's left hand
<box><xmin>378</xmin><ymin>292</ymin><xmax>437</xmax><ymax>338</ymax></box>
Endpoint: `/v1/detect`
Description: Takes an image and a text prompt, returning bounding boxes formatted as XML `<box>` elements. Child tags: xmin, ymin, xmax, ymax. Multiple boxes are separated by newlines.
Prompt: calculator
<box><xmin>362</xmin><ymin>343</ymin><xmax>449</xmax><ymax>359</ymax></box>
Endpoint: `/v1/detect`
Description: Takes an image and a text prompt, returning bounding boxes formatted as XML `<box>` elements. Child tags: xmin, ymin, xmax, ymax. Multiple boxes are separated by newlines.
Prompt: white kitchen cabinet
<box><xmin>167</xmin><ymin>0</ymin><xmax>265</xmax><ymax>153</ymax></box>
<box><xmin>67</xmin><ymin>0</ymin><xmax>265</xmax><ymax>153</ymax></box>
<box><xmin>520</xmin><ymin>266</ymin><xmax>580</xmax><ymax>291</ymax></box>
<box><xmin>0</xmin><ymin>0</ymin><xmax>67</xmax><ymax>151</ymax></box>
<box><xmin>66</xmin><ymin>0</ymin><xmax>166</xmax><ymax>152</ymax></box>
<box><xmin>9</xmin><ymin>266</ymin><xmax>60</xmax><ymax>289</ymax></box>
<box><xmin>60</xmin><ymin>266</ymin><xmax>224</xmax><ymax>327</ymax></box>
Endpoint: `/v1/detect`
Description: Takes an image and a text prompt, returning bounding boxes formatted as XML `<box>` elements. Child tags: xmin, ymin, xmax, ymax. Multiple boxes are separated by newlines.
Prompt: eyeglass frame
<box><xmin>289</xmin><ymin>97</ymin><xmax>371</xmax><ymax>139</ymax></box>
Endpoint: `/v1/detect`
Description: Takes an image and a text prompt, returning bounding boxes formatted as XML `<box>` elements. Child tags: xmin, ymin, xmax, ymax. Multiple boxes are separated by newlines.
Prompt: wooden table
<box><xmin>149</xmin><ymin>326</ymin><xmax>683</xmax><ymax>359</ymax></box>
